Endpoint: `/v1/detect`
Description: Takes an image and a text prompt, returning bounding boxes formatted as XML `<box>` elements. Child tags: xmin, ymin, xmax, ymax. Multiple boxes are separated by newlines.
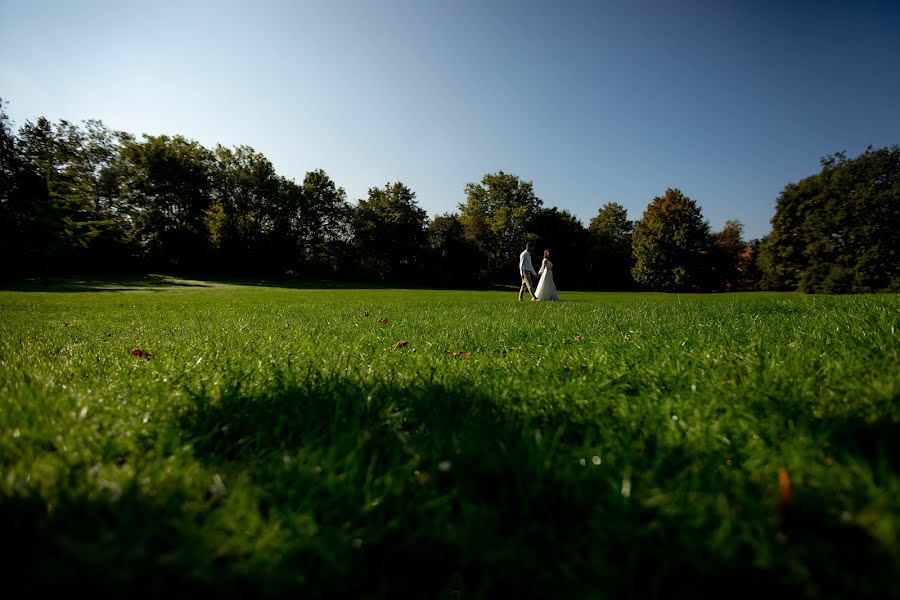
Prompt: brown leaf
<box><xmin>130</xmin><ymin>348</ymin><xmax>151</xmax><ymax>360</ymax></box>
<box><xmin>363</xmin><ymin>311</ymin><xmax>369</xmax><ymax>317</ymax></box>
<box><xmin>446</xmin><ymin>350</ymin><xmax>470</xmax><ymax>360</ymax></box>
<box><xmin>391</xmin><ymin>340</ymin><xmax>409</xmax><ymax>350</ymax></box>
<box><xmin>379</xmin><ymin>317</ymin><xmax>389</xmax><ymax>325</ymax></box>
<box><xmin>778</xmin><ymin>467</ymin><xmax>794</xmax><ymax>513</ymax></box>
<box><xmin>573</xmin><ymin>334</ymin><xmax>582</xmax><ymax>342</ymax></box>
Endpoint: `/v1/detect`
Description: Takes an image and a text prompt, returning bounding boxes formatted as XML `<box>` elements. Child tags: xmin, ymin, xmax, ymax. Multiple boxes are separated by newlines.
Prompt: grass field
<box><xmin>1</xmin><ymin>276</ymin><xmax>898</xmax><ymax>598</ymax></box>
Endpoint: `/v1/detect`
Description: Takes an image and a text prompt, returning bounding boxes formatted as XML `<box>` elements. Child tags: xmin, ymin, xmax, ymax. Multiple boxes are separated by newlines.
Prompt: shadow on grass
<box><xmin>196</xmin><ymin>274</ymin><xmax>517</xmax><ymax>293</ymax></box>
<box><xmin>0</xmin><ymin>274</ymin><xmax>211</xmax><ymax>293</ymax></box>
<box><xmin>748</xmin><ymin>392</ymin><xmax>900</xmax><ymax>471</ymax></box>
<box><xmin>1</xmin><ymin>485</ymin><xmax>226</xmax><ymax>596</ymax></box>
<box><xmin>823</xmin><ymin>415</ymin><xmax>900</xmax><ymax>471</ymax></box>
<box><xmin>0</xmin><ymin>273</ymin><xmax>517</xmax><ymax>294</ymax></box>
<box><xmin>4</xmin><ymin>376</ymin><xmax>897</xmax><ymax>598</ymax></box>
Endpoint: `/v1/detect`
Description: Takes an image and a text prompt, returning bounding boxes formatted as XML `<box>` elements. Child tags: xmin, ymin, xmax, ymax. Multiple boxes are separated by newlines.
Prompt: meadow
<box><xmin>0</xmin><ymin>277</ymin><xmax>898</xmax><ymax>598</ymax></box>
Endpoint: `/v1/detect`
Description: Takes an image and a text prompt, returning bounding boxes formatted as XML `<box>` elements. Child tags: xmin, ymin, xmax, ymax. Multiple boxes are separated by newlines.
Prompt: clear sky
<box><xmin>2</xmin><ymin>0</ymin><xmax>899</xmax><ymax>239</ymax></box>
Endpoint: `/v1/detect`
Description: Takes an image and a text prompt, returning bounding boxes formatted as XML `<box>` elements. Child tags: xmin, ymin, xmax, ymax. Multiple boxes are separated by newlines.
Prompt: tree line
<box><xmin>1</xmin><ymin>99</ymin><xmax>896</xmax><ymax>292</ymax></box>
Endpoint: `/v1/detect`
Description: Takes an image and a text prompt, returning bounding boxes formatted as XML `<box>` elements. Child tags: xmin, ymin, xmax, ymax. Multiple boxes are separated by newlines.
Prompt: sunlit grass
<box><xmin>1</xmin><ymin>277</ymin><xmax>898</xmax><ymax>597</ymax></box>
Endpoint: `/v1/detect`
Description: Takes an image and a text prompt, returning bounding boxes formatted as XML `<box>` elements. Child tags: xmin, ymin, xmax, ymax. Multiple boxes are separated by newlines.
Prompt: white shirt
<box><xmin>519</xmin><ymin>249</ymin><xmax>536</xmax><ymax>276</ymax></box>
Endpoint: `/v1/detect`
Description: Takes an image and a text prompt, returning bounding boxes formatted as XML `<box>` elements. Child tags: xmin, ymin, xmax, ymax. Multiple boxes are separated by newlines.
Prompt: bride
<box><xmin>533</xmin><ymin>249</ymin><xmax>560</xmax><ymax>301</ymax></box>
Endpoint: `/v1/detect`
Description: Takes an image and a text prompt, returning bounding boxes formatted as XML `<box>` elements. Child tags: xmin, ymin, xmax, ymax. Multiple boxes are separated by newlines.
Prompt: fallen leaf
<box><xmin>379</xmin><ymin>317</ymin><xmax>389</xmax><ymax>325</ymax></box>
<box><xmin>392</xmin><ymin>340</ymin><xmax>410</xmax><ymax>350</ymax></box>
<box><xmin>778</xmin><ymin>467</ymin><xmax>794</xmax><ymax>520</ymax></box>
<box><xmin>573</xmin><ymin>334</ymin><xmax>582</xmax><ymax>342</ymax></box>
<box><xmin>130</xmin><ymin>348</ymin><xmax>151</xmax><ymax>360</ymax></box>
<box><xmin>206</xmin><ymin>473</ymin><xmax>226</xmax><ymax>500</ymax></box>
<box><xmin>446</xmin><ymin>350</ymin><xmax>471</xmax><ymax>360</ymax></box>
<box><xmin>363</xmin><ymin>311</ymin><xmax>369</xmax><ymax>317</ymax></box>
<box><xmin>412</xmin><ymin>470</ymin><xmax>430</xmax><ymax>486</ymax></box>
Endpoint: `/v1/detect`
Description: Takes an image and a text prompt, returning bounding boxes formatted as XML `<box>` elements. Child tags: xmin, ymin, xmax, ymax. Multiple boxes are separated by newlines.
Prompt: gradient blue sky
<box><xmin>2</xmin><ymin>0</ymin><xmax>899</xmax><ymax>239</ymax></box>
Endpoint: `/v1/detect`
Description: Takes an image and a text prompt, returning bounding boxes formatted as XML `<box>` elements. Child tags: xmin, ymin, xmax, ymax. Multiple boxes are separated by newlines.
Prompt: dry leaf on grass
<box><xmin>379</xmin><ymin>316</ymin><xmax>389</xmax><ymax>325</ymax></box>
<box><xmin>391</xmin><ymin>340</ymin><xmax>410</xmax><ymax>350</ymax></box>
<box><xmin>363</xmin><ymin>311</ymin><xmax>369</xmax><ymax>317</ymax></box>
<box><xmin>573</xmin><ymin>334</ymin><xmax>582</xmax><ymax>342</ymax></box>
<box><xmin>778</xmin><ymin>467</ymin><xmax>794</xmax><ymax>512</ymax></box>
<box><xmin>130</xmin><ymin>348</ymin><xmax>151</xmax><ymax>360</ymax></box>
<box><xmin>445</xmin><ymin>350</ymin><xmax>471</xmax><ymax>360</ymax></box>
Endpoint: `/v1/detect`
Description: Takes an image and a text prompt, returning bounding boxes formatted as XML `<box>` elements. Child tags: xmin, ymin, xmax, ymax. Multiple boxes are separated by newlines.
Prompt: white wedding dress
<box><xmin>534</xmin><ymin>258</ymin><xmax>560</xmax><ymax>301</ymax></box>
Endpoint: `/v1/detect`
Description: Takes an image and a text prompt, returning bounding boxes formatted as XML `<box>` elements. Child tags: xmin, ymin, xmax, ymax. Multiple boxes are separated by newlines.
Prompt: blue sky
<box><xmin>2</xmin><ymin>0</ymin><xmax>898</xmax><ymax>240</ymax></box>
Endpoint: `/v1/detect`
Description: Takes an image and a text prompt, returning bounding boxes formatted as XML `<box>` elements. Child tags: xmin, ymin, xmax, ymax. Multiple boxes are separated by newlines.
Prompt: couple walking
<box><xmin>518</xmin><ymin>241</ymin><xmax>560</xmax><ymax>301</ymax></box>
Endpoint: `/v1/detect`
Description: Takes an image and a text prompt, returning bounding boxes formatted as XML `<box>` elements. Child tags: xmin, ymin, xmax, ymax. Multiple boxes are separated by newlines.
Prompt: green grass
<box><xmin>1</xmin><ymin>277</ymin><xmax>898</xmax><ymax>598</ymax></box>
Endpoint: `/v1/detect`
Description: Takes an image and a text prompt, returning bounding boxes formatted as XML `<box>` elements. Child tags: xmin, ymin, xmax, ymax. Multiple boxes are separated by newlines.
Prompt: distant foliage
<box><xmin>118</xmin><ymin>134</ymin><xmax>216</xmax><ymax>269</ymax></box>
<box><xmin>760</xmin><ymin>146</ymin><xmax>900</xmax><ymax>293</ymax></box>
<box><xmin>427</xmin><ymin>213</ymin><xmax>484</xmax><ymax>286</ymax></box>
<box><xmin>4</xmin><ymin>98</ymin><xmax>891</xmax><ymax>293</ymax></box>
<box><xmin>706</xmin><ymin>220</ymin><xmax>761</xmax><ymax>292</ymax></box>
<box><xmin>352</xmin><ymin>182</ymin><xmax>429</xmax><ymax>281</ymax></box>
<box><xmin>458</xmin><ymin>171</ymin><xmax>543</xmax><ymax>280</ymax></box>
<box><xmin>588</xmin><ymin>202</ymin><xmax>634</xmax><ymax>290</ymax></box>
<box><xmin>631</xmin><ymin>189</ymin><xmax>710</xmax><ymax>291</ymax></box>
<box><xmin>531</xmin><ymin>207</ymin><xmax>590</xmax><ymax>288</ymax></box>
<box><xmin>297</xmin><ymin>169</ymin><xmax>352</xmax><ymax>276</ymax></box>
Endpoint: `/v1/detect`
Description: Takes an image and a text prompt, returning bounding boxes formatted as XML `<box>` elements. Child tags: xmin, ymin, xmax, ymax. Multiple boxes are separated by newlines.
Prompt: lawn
<box><xmin>1</xmin><ymin>277</ymin><xmax>898</xmax><ymax>598</ymax></box>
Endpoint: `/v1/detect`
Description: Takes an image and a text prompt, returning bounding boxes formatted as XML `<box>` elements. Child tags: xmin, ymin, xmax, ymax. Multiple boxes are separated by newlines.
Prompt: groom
<box><xmin>518</xmin><ymin>241</ymin><xmax>538</xmax><ymax>301</ymax></box>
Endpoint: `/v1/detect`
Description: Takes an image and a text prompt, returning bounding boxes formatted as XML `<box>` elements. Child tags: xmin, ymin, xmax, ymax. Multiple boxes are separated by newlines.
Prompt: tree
<box><xmin>631</xmin><ymin>188</ymin><xmax>710</xmax><ymax>291</ymax></box>
<box><xmin>759</xmin><ymin>146</ymin><xmax>900</xmax><ymax>293</ymax></box>
<box><xmin>0</xmin><ymin>98</ymin><xmax>30</xmax><ymax>275</ymax></box>
<box><xmin>71</xmin><ymin>120</ymin><xmax>135</xmax><ymax>269</ymax></box>
<box><xmin>707</xmin><ymin>219</ymin><xmax>747</xmax><ymax>291</ymax></box>
<box><xmin>297</xmin><ymin>169</ymin><xmax>351</xmax><ymax>274</ymax></box>
<box><xmin>4</xmin><ymin>115</ymin><xmax>131</xmax><ymax>273</ymax></box>
<box><xmin>588</xmin><ymin>202</ymin><xmax>634</xmax><ymax>289</ymax></box>
<box><xmin>458</xmin><ymin>171</ymin><xmax>543</xmax><ymax>280</ymax></box>
<box><xmin>209</xmin><ymin>144</ymin><xmax>280</xmax><ymax>272</ymax></box>
<box><xmin>530</xmin><ymin>207</ymin><xmax>589</xmax><ymax>288</ymax></box>
<box><xmin>738</xmin><ymin>237</ymin><xmax>765</xmax><ymax>291</ymax></box>
<box><xmin>352</xmin><ymin>182</ymin><xmax>428</xmax><ymax>281</ymax></box>
<box><xmin>119</xmin><ymin>134</ymin><xmax>215</xmax><ymax>269</ymax></box>
<box><xmin>589</xmin><ymin>202</ymin><xmax>632</xmax><ymax>247</ymax></box>
<box><xmin>12</xmin><ymin>117</ymin><xmax>89</xmax><ymax>268</ymax></box>
<box><xmin>427</xmin><ymin>212</ymin><xmax>487</xmax><ymax>286</ymax></box>
<box><xmin>0</xmin><ymin>98</ymin><xmax>14</xmax><ymax>200</ymax></box>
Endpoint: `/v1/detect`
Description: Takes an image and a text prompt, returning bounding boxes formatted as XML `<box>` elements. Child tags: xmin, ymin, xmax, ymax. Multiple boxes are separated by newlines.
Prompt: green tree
<box><xmin>589</xmin><ymin>202</ymin><xmax>632</xmax><ymax>247</ymax></box>
<box><xmin>708</xmin><ymin>219</ymin><xmax>747</xmax><ymax>291</ymax></box>
<box><xmin>588</xmin><ymin>202</ymin><xmax>634</xmax><ymax>289</ymax></box>
<box><xmin>427</xmin><ymin>212</ymin><xmax>486</xmax><ymax>286</ymax></box>
<box><xmin>7</xmin><ymin>115</ymin><xmax>130</xmax><ymax>272</ymax></box>
<box><xmin>352</xmin><ymin>181</ymin><xmax>428</xmax><ymax>280</ymax></box>
<box><xmin>0</xmin><ymin>98</ymin><xmax>14</xmax><ymax>199</ymax></box>
<box><xmin>759</xmin><ymin>146</ymin><xmax>900</xmax><ymax>293</ymax></box>
<box><xmin>739</xmin><ymin>237</ymin><xmax>765</xmax><ymax>291</ymax></box>
<box><xmin>119</xmin><ymin>134</ymin><xmax>215</xmax><ymax>268</ymax></box>
<box><xmin>458</xmin><ymin>171</ymin><xmax>543</xmax><ymax>279</ymax></box>
<box><xmin>530</xmin><ymin>207</ymin><xmax>589</xmax><ymax>288</ymax></box>
<box><xmin>0</xmin><ymin>98</ymin><xmax>32</xmax><ymax>275</ymax></box>
<box><xmin>632</xmin><ymin>188</ymin><xmax>710</xmax><ymax>291</ymax></box>
<box><xmin>758</xmin><ymin>174</ymin><xmax>820</xmax><ymax>290</ymax></box>
<box><xmin>209</xmin><ymin>144</ymin><xmax>280</xmax><ymax>272</ymax></box>
<box><xmin>298</xmin><ymin>169</ymin><xmax>351</xmax><ymax>274</ymax></box>
<box><xmin>69</xmin><ymin>120</ymin><xmax>134</xmax><ymax>268</ymax></box>
<box><xmin>13</xmin><ymin>117</ymin><xmax>88</xmax><ymax>266</ymax></box>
